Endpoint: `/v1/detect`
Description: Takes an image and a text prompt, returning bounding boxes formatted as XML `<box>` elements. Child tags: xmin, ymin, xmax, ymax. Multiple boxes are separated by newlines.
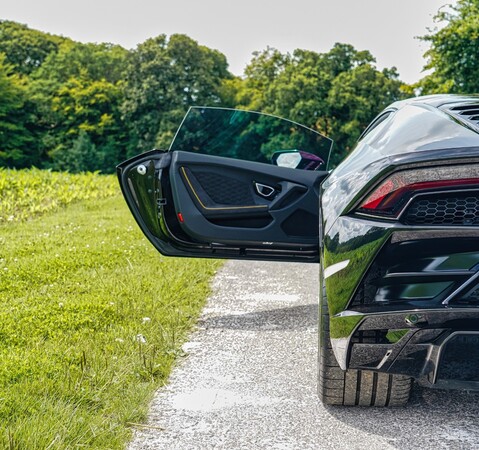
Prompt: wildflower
<box><xmin>142</xmin><ymin>317</ymin><xmax>151</xmax><ymax>324</ymax></box>
<box><xmin>135</xmin><ymin>334</ymin><xmax>147</xmax><ymax>344</ymax></box>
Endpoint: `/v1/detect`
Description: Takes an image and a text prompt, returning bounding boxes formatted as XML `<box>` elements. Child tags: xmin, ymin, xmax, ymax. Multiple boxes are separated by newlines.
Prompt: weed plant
<box><xmin>0</xmin><ymin>168</ymin><xmax>118</xmax><ymax>223</ymax></box>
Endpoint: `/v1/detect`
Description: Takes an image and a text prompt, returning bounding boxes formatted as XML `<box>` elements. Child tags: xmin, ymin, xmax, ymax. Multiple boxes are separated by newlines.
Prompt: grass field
<box><xmin>0</xmin><ymin>167</ymin><xmax>119</xmax><ymax>223</ymax></box>
<box><xmin>0</xmin><ymin>170</ymin><xmax>221</xmax><ymax>448</ymax></box>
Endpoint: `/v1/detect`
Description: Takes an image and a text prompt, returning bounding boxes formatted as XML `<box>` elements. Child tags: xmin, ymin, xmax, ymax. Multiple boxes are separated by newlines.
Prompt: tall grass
<box><xmin>0</xmin><ymin>172</ymin><xmax>221</xmax><ymax>448</ymax></box>
<box><xmin>0</xmin><ymin>168</ymin><xmax>118</xmax><ymax>223</ymax></box>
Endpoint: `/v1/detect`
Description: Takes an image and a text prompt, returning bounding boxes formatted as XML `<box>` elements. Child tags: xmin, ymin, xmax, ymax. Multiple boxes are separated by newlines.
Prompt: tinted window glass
<box><xmin>358</xmin><ymin>110</ymin><xmax>395</xmax><ymax>142</ymax></box>
<box><xmin>170</xmin><ymin>107</ymin><xmax>333</xmax><ymax>169</ymax></box>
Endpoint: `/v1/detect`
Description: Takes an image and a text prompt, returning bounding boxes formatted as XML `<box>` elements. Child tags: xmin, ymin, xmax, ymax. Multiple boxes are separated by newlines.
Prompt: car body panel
<box><xmin>118</xmin><ymin>95</ymin><xmax>479</xmax><ymax>390</ymax></box>
<box><xmin>117</xmin><ymin>152</ymin><xmax>329</xmax><ymax>263</ymax></box>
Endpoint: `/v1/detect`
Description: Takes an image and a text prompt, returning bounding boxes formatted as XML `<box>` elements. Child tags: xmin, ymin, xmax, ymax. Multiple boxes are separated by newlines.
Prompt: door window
<box><xmin>170</xmin><ymin>107</ymin><xmax>333</xmax><ymax>170</ymax></box>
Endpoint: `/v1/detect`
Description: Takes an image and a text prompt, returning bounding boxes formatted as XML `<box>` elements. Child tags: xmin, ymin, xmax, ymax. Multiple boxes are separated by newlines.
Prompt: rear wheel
<box><xmin>318</xmin><ymin>277</ymin><xmax>412</xmax><ymax>406</ymax></box>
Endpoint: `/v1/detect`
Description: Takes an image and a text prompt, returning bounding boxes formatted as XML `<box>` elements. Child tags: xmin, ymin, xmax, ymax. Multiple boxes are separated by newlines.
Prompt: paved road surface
<box><xmin>129</xmin><ymin>260</ymin><xmax>479</xmax><ymax>450</ymax></box>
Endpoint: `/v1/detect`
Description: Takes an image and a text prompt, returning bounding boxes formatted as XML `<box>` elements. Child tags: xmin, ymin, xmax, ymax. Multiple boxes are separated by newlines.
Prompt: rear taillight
<box><xmin>357</xmin><ymin>165</ymin><xmax>479</xmax><ymax>218</ymax></box>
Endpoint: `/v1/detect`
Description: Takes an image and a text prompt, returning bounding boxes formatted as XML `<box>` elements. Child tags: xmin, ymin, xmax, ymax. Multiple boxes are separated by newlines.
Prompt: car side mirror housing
<box><xmin>272</xmin><ymin>150</ymin><xmax>325</xmax><ymax>171</ymax></box>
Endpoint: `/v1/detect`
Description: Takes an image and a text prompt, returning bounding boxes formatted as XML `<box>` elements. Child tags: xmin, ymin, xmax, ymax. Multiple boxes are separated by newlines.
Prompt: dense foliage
<box><xmin>416</xmin><ymin>0</ymin><xmax>479</xmax><ymax>94</ymax></box>
<box><xmin>0</xmin><ymin>19</ymin><xmax>408</xmax><ymax>172</ymax></box>
<box><xmin>235</xmin><ymin>45</ymin><xmax>404</xmax><ymax>165</ymax></box>
<box><xmin>3</xmin><ymin>1</ymin><xmax>473</xmax><ymax>172</ymax></box>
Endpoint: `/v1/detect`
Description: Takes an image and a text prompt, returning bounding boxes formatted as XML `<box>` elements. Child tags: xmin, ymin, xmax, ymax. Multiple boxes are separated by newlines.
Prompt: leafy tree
<box><xmin>327</xmin><ymin>65</ymin><xmax>403</xmax><ymax>163</ymax></box>
<box><xmin>0</xmin><ymin>20</ymin><xmax>407</xmax><ymax>172</ymax></box>
<box><xmin>235</xmin><ymin>43</ymin><xmax>404</xmax><ymax>166</ymax></box>
<box><xmin>0</xmin><ymin>22</ymin><xmax>68</xmax><ymax>167</ymax></box>
<box><xmin>0</xmin><ymin>20</ymin><xmax>66</xmax><ymax>75</ymax></box>
<box><xmin>45</xmin><ymin>77</ymin><xmax>126</xmax><ymax>171</ymax></box>
<box><xmin>418</xmin><ymin>0</ymin><xmax>479</xmax><ymax>94</ymax></box>
<box><xmin>121</xmin><ymin>34</ymin><xmax>232</xmax><ymax>155</ymax></box>
<box><xmin>263</xmin><ymin>48</ymin><xmax>340</xmax><ymax>130</ymax></box>
<box><xmin>32</xmin><ymin>40</ymin><xmax>128</xmax><ymax>84</ymax></box>
<box><xmin>321</xmin><ymin>43</ymin><xmax>375</xmax><ymax>78</ymax></box>
<box><xmin>235</xmin><ymin>47</ymin><xmax>290</xmax><ymax>110</ymax></box>
<box><xmin>28</xmin><ymin>41</ymin><xmax>129</xmax><ymax>171</ymax></box>
<box><xmin>0</xmin><ymin>53</ymin><xmax>34</xmax><ymax>167</ymax></box>
<box><xmin>50</xmin><ymin>130</ymin><xmax>97</xmax><ymax>172</ymax></box>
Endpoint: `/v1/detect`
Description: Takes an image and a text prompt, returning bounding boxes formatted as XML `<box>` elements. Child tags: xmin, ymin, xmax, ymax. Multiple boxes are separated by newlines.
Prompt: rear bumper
<box><xmin>332</xmin><ymin>309</ymin><xmax>479</xmax><ymax>388</ymax></box>
<box><xmin>323</xmin><ymin>215</ymin><xmax>479</xmax><ymax>387</ymax></box>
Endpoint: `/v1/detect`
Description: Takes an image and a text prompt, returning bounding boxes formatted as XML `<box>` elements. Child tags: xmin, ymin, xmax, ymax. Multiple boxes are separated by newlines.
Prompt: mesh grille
<box><xmin>191</xmin><ymin>171</ymin><xmax>253</xmax><ymax>206</ymax></box>
<box><xmin>402</xmin><ymin>192</ymin><xmax>479</xmax><ymax>226</ymax></box>
<box><xmin>437</xmin><ymin>334</ymin><xmax>479</xmax><ymax>382</ymax></box>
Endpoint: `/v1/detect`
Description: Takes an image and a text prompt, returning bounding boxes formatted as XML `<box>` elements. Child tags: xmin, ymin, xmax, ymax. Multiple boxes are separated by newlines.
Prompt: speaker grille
<box><xmin>192</xmin><ymin>170</ymin><xmax>254</xmax><ymax>206</ymax></box>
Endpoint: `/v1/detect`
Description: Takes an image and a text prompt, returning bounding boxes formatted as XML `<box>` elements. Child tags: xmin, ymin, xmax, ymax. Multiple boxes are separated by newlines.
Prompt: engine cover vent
<box><xmin>442</xmin><ymin>102</ymin><xmax>479</xmax><ymax>129</ymax></box>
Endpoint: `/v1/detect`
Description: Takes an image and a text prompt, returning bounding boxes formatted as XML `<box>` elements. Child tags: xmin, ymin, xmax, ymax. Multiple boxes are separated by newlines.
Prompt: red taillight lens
<box><xmin>358</xmin><ymin>165</ymin><xmax>479</xmax><ymax>218</ymax></box>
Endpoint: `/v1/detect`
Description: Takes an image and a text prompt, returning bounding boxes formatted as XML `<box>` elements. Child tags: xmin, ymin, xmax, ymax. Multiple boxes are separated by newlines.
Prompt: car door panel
<box><xmin>118</xmin><ymin>150</ymin><xmax>328</xmax><ymax>262</ymax></box>
<box><xmin>169</xmin><ymin>151</ymin><xmax>325</xmax><ymax>245</ymax></box>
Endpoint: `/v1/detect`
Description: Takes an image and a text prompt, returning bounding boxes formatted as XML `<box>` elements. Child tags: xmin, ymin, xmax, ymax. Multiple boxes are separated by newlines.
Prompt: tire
<box><xmin>318</xmin><ymin>276</ymin><xmax>412</xmax><ymax>407</ymax></box>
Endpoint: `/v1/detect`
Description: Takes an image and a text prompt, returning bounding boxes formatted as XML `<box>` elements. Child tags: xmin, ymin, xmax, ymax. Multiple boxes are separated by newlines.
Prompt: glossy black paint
<box><xmin>119</xmin><ymin>95</ymin><xmax>479</xmax><ymax>390</ymax></box>
<box><xmin>320</xmin><ymin>96</ymin><xmax>479</xmax><ymax>386</ymax></box>
<box><xmin>344</xmin><ymin>310</ymin><xmax>479</xmax><ymax>389</ymax></box>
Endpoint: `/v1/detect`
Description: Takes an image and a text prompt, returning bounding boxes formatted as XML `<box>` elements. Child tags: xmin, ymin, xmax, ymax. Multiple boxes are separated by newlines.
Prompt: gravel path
<box><xmin>129</xmin><ymin>260</ymin><xmax>479</xmax><ymax>450</ymax></box>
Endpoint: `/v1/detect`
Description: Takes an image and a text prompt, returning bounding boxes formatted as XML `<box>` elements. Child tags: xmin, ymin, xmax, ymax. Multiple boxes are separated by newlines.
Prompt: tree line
<box><xmin>0</xmin><ymin>0</ymin><xmax>474</xmax><ymax>172</ymax></box>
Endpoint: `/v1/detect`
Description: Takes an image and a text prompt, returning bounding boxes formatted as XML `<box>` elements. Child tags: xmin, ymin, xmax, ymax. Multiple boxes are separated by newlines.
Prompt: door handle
<box><xmin>254</xmin><ymin>182</ymin><xmax>276</xmax><ymax>198</ymax></box>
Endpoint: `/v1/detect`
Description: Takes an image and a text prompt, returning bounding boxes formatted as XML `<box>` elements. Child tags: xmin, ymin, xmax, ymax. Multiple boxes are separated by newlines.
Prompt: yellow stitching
<box><xmin>180</xmin><ymin>166</ymin><xmax>267</xmax><ymax>211</ymax></box>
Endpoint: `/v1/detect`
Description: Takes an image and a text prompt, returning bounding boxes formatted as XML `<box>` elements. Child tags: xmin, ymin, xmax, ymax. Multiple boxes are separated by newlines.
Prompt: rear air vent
<box><xmin>442</xmin><ymin>103</ymin><xmax>479</xmax><ymax>129</ymax></box>
<box><xmin>402</xmin><ymin>192</ymin><xmax>479</xmax><ymax>226</ymax></box>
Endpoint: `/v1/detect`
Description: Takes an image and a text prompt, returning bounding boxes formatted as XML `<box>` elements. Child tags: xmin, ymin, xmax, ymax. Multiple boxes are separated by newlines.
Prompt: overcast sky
<box><xmin>3</xmin><ymin>0</ymin><xmax>452</xmax><ymax>83</ymax></box>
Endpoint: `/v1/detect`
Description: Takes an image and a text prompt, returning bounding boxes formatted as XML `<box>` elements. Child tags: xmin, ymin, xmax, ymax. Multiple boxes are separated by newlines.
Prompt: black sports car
<box><xmin>118</xmin><ymin>95</ymin><xmax>479</xmax><ymax>407</ymax></box>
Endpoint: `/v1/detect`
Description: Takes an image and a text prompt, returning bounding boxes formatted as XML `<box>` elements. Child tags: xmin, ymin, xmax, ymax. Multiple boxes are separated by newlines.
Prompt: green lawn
<box><xmin>0</xmin><ymin>189</ymin><xmax>221</xmax><ymax>448</ymax></box>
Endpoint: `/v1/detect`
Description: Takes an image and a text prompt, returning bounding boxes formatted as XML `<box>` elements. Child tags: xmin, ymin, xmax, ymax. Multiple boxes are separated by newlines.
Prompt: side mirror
<box><xmin>272</xmin><ymin>150</ymin><xmax>325</xmax><ymax>171</ymax></box>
